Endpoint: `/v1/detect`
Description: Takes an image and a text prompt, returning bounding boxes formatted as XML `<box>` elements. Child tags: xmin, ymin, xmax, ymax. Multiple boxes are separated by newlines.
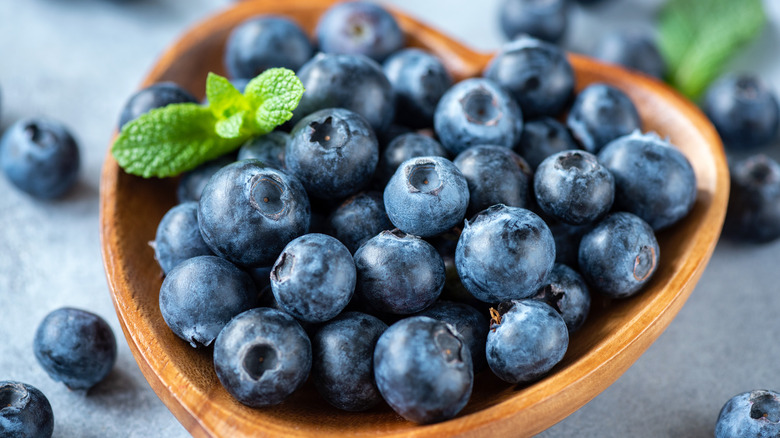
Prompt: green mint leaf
<box><xmin>244</xmin><ymin>68</ymin><xmax>305</xmax><ymax>134</ymax></box>
<box><xmin>658</xmin><ymin>0</ymin><xmax>766</xmax><ymax>99</ymax></box>
<box><xmin>206</xmin><ymin>72</ymin><xmax>250</xmax><ymax>117</ymax></box>
<box><xmin>215</xmin><ymin>110</ymin><xmax>248</xmax><ymax>139</ymax></box>
<box><xmin>112</xmin><ymin>103</ymin><xmax>244</xmax><ymax>178</ymax></box>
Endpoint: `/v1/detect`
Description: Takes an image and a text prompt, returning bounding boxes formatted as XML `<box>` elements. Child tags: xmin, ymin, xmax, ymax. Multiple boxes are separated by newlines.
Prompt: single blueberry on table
<box><xmin>598</xmin><ymin>131</ymin><xmax>697</xmax><ymax>230</ymax></box>
<box><xmin>515</xmin><ymin>117</ymin><xmax>579</xmax><ymax>169</ymax></box>
<box><xmin>0</xmin><ymin>381</ymin><xmax>54</xmax><ymax>438</ymax></box>
<box><xmin>456</xmin><ymin>204</ymin><xmax>556</xmax><ymax>303</ymax></box>
<box><xmin>567</xmin><ymin>83</ymin><xmax>641</xmax><ymax>153</ymax></box>
<box><xmin>198</xmin><ymin>160</ymin><xmax>310</xmax><ymax>267</ymax></box>
<box><xmin>383</xmin><ymin>156</ymin><xmax>469</xmax><ymax>237</ymax></box>
<box><xmin>0</xmin><ymin>118</ymin><xmax>80</xmax><ymax>199</ymax></box>
<box><xmin>454</xmin><ymin>145</ymin><xmax>533</xmax><ymax>216</ymax></box>
<box><xmin>312</xmin><ymin>311</ymin><xmax>388</xmax><ymax>412</ymax></box>
<box><xmin>271</xmin><ymin>233</ymin><xmax>356</xmax><ymax>323</ymax></box>
<box><xmin>214</xmin><ymin>307</ymin><xmax>312</xmax><ymax>407</ymax></box>
<box><xmin>499</xmin><ymin>0</ymin><xmax>569</xmax><ymax>43</ymax></box>
<box><xmin>373</xmin><ymin>316</ymin><xmax>473</xmax><ymax>424</ymax></box>
<box><xmin>578</xmin><ymin>212</ymin><xmax>659</xmax><ymax>299</ymax></box>
<box><xmin>160</xmin><ymin>255</ymin><xmax>258</xmax><ymax>348</ymax></box>
<box><xmin>377</xmin><ymin>133</ymin><xmax>449</xmax><ymax>185</ymax></box>
<box><xmin>383</xmin><ymin>48</ymin><xmax>452</xmax><ymax>129</ymax></box>
<box><xmin>484</xmin><ymin>35</ymin><xmax>574</xmax><ymax>118</ymax></box>
<box><xmin>534</xmin><ymin>150</ymin><xmax>614</xmax><ymax>225</ymax></box>
<box><xmin>725</xmin><ymin>154</ymin><xmax>780</xmax><ymax>243</ymax></box>
<box><xmin>224</xmin><ymin>15</ymin><xmax>313</xmax><ymax>80</ymax></box>
<box><xmin>593</xmin><ymin>31</ymin><xmax>666</xmax><ymax>79</ymax></box>
<box><xmin>315</xmin><ymin>1</ymin><xmax>404</xmax><ymax>63</ymax></box>
<box><xmin>286</xmin><ymin>108</ymin><xmax>379</xmax><ymax>199</ymax></box>
<box><xmin>34</xmin><ymin>308</ymin><xmax>117</xmax><ymax>390</ymax></box>
<box><xmin>153</xmin><ymin>201</ymin><xmax>213</xmax><ymax>274</ymax></box>
<box><xmin>293</xmin><ymin>53</ymin><xmax>395</xmax><ymax>134</ymax></box>
<box><xmin>416</xmin><ymin>300</ymin><xmax>489</xmax><ymax>373</ymax></box>
<box><xmin>328</xmin><ymin>191</ymin><xmax>392</xmax><ymax>253</ymax></box>
<box><xmin>354</xmin><ymin>230</ymin><xmax>445</xmax><ymax>314</ymax></box>
<box><xmin>715</xmin><ymin>390</ymin><xmax>780</xmax><ymax>438</ymax></box>
<box><xmin>176</xmin><ymin>154</ymin><xmax>235</xmax><ymax>204</ymax></box>
<box><xmin>532</xmin><ymin>264</ymin><xmax>591</xmax><ymax>332</ymax></box>
<box><xmin>237</xmin><ymin>131</ymin><xmax>289</xmax><ymax>169</ymax></box>
<box><xmin>118</xmin><ymin>82</ymin><xmax>197</xmax><ymax>129</ymax></box>
<box><xmin>486</xmin><ymin>299</ymin><xmax>568</xmax><ymax>384</ymax></box>
<box><xmin>434</xmin><ymin>78</ymin><xmax>523</xmax><ymax>155</ymax></box>
<box><xmin>703</xmin><ymin>74</ymin><xmax>780</xmax><ymax>151</ymax></box>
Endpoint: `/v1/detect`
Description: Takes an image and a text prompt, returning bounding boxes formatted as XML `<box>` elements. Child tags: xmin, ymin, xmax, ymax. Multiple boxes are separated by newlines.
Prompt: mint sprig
<box><xmin>112</xmin><ymin>68</ymin><xmax>304</xmax><ymax>178</ymax></box>
<box><xmin>658</xmin><ymin>0</ymin><xmax>766</xmax><ymax>99</ymax></box>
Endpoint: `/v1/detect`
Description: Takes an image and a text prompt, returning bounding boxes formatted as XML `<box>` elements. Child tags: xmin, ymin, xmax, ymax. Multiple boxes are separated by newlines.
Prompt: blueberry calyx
<box><xmin>460</xmin><ymin>88</ymin><xmax>502</xmax><ymax>126</ymax></box>
<box><xmin>490</xmin><ymin>301</ymin><xmax>516</xmax><ymax>330</ymax></box>
<box><xmin>270</xmin><ymin>252</ymin><xmax>294</xmax><ymax>283</ymax></box>
<box><xmin>23</xmin><ymin>123</ymin><xmax>50</xmax><ymax>146</ymax></box>
<box><xmin>250</xmin><ymin>174</ymin><xmax>288</xmax><ymax>219</ymax></box>
<box><xmin>633</xmin><ymin>245</ymin><xmax>657</xmax><ymax>282</ymax></box>
<box><xmin>434</xmin><ymin>325</ymin><xmax>464</xmax><ymax>363</ymax></box>
<box><xmin>406</xmin><ymin>160</ymin><xmax>443</xmax><ymax>194</ymax></box>
<box><xmin>309</xmin><ymin>116</ymin><xmax>350</xmax><ymax>150</ymax></box>
<box><xmin>537</xmin><ymin>284</ymin><xmax>565</xmax><ymax>314</ymax></box>
<box><xmin>243</xmin><ymin>344</ymin><xmax>279</xmax><ymax>380</ymax></box>
<box><xmin>0</xmin><ymin>382</ymin><xmax>28</xmax><ymax>410</ymax></box>
<box><xmin>749</xmin><ymin>391</ymin><xmax>780</xmax><ymax>422</ymax></box>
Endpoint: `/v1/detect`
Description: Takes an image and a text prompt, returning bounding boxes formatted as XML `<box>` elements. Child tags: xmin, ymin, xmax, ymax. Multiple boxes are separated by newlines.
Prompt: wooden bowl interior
<box><xmin>100</xmin><ymin>1</ymin><xmax>729</xmax><ymax>437</ymax></box>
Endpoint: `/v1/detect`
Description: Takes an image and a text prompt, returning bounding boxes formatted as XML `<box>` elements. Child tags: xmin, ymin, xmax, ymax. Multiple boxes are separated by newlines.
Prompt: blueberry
<box><xmin>237</xmin><ymin>131</ymin><xmax>288</xmax><ymax>169</ymax></box>
<box><xmin>534</xmin><ymin>150</ymin><xmax>614</xmax><ymax>225</ymax></box>
<box><xmin>377</xmin><ymin>123</ymin><xmax>413</xmax><ymax>150</ymax></box>
<box><xmin>153</xmin><ymin>202</ymin><xmax>213</xmax><ymax>274</ymax></box>
<box><xmin>486</xmin><ymin>300</ymin><xmax>568</xmax><ymax>384</ymax></box>
<box><xmin>484</xmin><ymin>36</ymin><xmax>574</xmax><ymax>118</ymax></box>
<box><xmin>373</xmin><ymin>316</ymin><xmax>473</xmax><ymax>424</ymax></box>
<box><xmin>383</xmin><ymin>48</ymin><xmax>452</xmax><ymax>128</ymax></box>
<box><xmin>328</xmin><ymin>191</ymin><xmax>392</xmax><ymax>253</ymax></box>
<box><xmin>286</xmin><ymin>108</ymin><xmax>379</xmax><ymax>199</ymax></box>
<box><xmin>454</xmin><ymin>145</ymin><xmax>533</xmax><ymax>216</ymax></box>
<box><xmin>213</xmin><ymin>307</ymin><xmax>311</xmax><ymax>407</ymax></box>
<box><xmin>566</xmin><ymin>83</ymin><xmax>641</xmax><ymax>153</ymax></box>
<box><xmin>118</xmin><ymin>82</ymin><xmax>197</xmax><ymax>129</ymax></box>
<box><xmin>547</xmin><ymin>220</ymin><xmax>592</xmax><ymax>267</ymax></box>
<box><xmin>247</xmin><ymin>265</ymin><xmax>274</xmax><ymax>292</ymax></box>
<box><xmin>198</xmin><ymin>160</ymin><xmax>310</xmax><ymax>267</ymax></box>
<box><xmin>593</xmin><ymin>31</ymin><xmax>666</xmax><ymax>79</ymax></box>
<box><xmin>456</xmin><ymin>204</ymin><xmax>555</xmax><ymax>303</ymax></box>
<box><xmin>515</xmin><ymin>117</ymin><xmax>579</xmax><ymax>169</ymax></box>
<box><xmin>703</xmin><ymin>74</ymin><xmax>780</xmax><ymax>150</ymax></box>
<box><xmin>293</xmin><ymin>53</ymin><xmax>395</xmax><ymax>134</ymax></box>
<box><xmin>270</xmin><ymin>233</ymin><xmax>356</xmax><ymax>323</ymax></box>
<box><xmin>315</xmin><ymin>1</ymin><xmax>404</xmax><ymax>63</ymax></box>
<box><xmin>383</xmin><ymin>156</ymin><xmax>469</xmax><ymax>237</ymax></box>
<box><xmin>499</xmin><ymin>0</ymin><xmax>569</xmax><ymax>43</ymax></box>
<box><xmin>715</xmin><ymin>390</ymin><xmax>780</xmax><ymax>438</ymax></box>
<box><xmin>578</xmin><ymin>212</ymin><xmax>659</xmax><ymax>298</ymax></box>
<box><xmin>598</xmin><ymin>131</ymin><xmax>697</xmax><ymax>230</ymax></box>
<box><xmin>354</xmin><ymin>230</ymin><xmax>445</xmax><ymax>314</ymax></box>
<box><xmin>176</xmin><ymin>154</ymin><xmax>235</xmax><ymax>203</ymax></box>
<box><xmin>0</xmin><ymin>118</ymin><xmax>80</xmax><ymax>199</ymax></box>
<box><xmin>434</xmin><ymin>78</ymin><xmax>523</xmax><ymax>155</ymax></box>
<box><xmin>159</xmin><ymin>255</ymin><xmax>258</xmax><ymax>347</ymax></box>
<box><xmin>0</xmin><ymin>381</ymin><xmax>54</xmax><ymax>438</ymax></box>
<box><xmin>34</xmin><ymin>308</ymin><xmax>117</xmax><ymax>390</ymax></box>
<box><xmin>532</xmin><ymin>264</ymin><xmax>591</xmax><ymax>332</ymax></box>
<box><xmin>312</xmin><ymin>312</ymin><xmax>388</xmax><ymax>411</ymax></box>
<box><xmin>224</xmin><ymin>15</ymin><xmax>313</xmax><ymax>80</ymax></box>
<box><xmin>416</xmin><ymin>300</ymin><xmax>489</xmax><ymax>373</ymax></box>
<box><xmin>377</xmin><ymin>133</ymin><xmax>449</xmax><ymax>185</ymax></box>
<box><xmin>725</xmin><ymin>154</ymin><xmax>780</xmax><ymax>243</ymax></box>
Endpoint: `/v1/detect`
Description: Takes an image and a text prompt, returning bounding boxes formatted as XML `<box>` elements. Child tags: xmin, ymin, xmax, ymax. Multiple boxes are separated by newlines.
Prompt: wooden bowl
<box><xmin>99</xmin><ymin>0</ymin><xmax>729</xmax><ymax>436</ymax></box>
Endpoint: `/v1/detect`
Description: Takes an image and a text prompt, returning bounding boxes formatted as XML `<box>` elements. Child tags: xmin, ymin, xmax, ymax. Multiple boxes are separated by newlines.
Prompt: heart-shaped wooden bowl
<box><xmin>99</xmin><ymin>0</ymin><xmax>729</xmax><ymax>436</ymax></box>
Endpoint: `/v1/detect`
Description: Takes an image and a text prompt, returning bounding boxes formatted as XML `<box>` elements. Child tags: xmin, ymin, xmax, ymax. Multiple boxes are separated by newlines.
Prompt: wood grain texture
<box><xmin>98</xmin><ymin>0</ymin><xmax>729</xmax><ymax>436</ymax></box>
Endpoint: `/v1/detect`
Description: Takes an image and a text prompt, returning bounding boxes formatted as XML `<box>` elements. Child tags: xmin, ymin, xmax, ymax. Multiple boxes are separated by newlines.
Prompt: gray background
<box><xmin>0</xmin><ymin>0</ymin><xmax>777</xmax><ymax>437</ymax></box>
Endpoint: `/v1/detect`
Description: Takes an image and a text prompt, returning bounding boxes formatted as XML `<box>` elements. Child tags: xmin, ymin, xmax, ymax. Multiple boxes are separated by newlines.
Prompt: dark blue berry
<box><xmin>383</xmin><ymin>48</ymin><xmax>452</xmax><ymax>128</ymax></box>
<box><xmin>315</xmin><ymin>1</ymin><xmax>404</xmax><ymax>63</ymax></box>
<box><xmin>725</xmin><ymin>154</ymin><xmax>780</xmax><ymax>243</ymax></box>
<box><xmin>237</xmin><ymin>131</ymin><xmax>288</xmax><ymax>169</ymax></box>
<box><xmin>499</xmin><ymin>0</ymin><xmax>569</xmax><ymax>43</ymax></box>
<box><xmin>153</xmin><ymin>202</ymin><xmax>212</xmax><ymax>274</ymax></box>
<box><xmin>118</xmin><ymin>82</ymin><xmax>197</xmax><ymax>129</ymax></box>
<box><xmin>34</xmin><ymin>308</ymin><xmax>117</xmax><ymax>390</ymax></box>
<box><xmin>567</xmin><ymin>83</ymin><xmax>640</xmax><ymax>153</ymax></box>
<box><xmin>593</xmin><ymin>31</ymin><xmax>666</xmax><ymax>79</ymax></box>
<box><xmin>715</xmin><ymin>390</ymin><xmax>780</xmax><ymax>438</ymax></box>
<box><xmin>328</xmin><ymin>191</ymin><xmax>392</xmax><ymax>253</ymax></box>
<box><xmin>417</xmin><ymin>300</ymin><xmax>489</xmax><ymax>373</ymax></box>
<box><xmin>515</xmin><ymin>117</ymin><xmax>579</xmax><ymax>169</ymax></box>
<box><xmin>0</xmin><ymin>381</ymin><xmax>54</xmax><ymax>438</ymax></box>
<box><xmin>547</xmin><ymin>220</ymin><xmax>592</xmax><ymax>267</ymax></box>
<box><xmin>176</xmin><ymin>154</ymin><xmax>235</xmax><ymax>203</ymax></box>
<box><xmin>377</xmin><ymin>133</ymin><xmax>449</xmax><ymax>185</ymax></box>
<box><xmin>532</xmin><ymin>264</ymin><xmax>591</xmax><ymax>332</ymax></box>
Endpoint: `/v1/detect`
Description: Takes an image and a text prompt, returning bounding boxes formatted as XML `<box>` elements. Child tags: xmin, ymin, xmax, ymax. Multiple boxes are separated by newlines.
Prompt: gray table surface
<box><xmin>1</xmin><ymin>0</ymin><xmax>778</xmax><ymax>437</ymax></box>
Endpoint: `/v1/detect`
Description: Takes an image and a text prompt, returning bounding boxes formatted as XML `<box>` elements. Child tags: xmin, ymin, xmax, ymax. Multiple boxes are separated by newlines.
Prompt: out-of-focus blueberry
<box><xmin>578</xmin><ymin>212</ymin><xmax>659</xmax><ymax>298</ymax></box>
<box><xmin>0</xmin><ymin>381</ymin><xmax>54</xmax><ymax>438</ymax></box>
<box><xmin>315</xmin><ymin>1</ymin><xmax>404</xmax><ymax>63</ymax></box>
<box><xmin>34</xmin><ymin>308</ymin><xmax>117</xmax><ymax>390</ymax></box>
<box><xmin>377</xmin><ymin>123</ymin><xmax>413</xmax><ymax>150</ymax></box>
<box><xmin>384</xmin><ymin>156</ymin><xmax>469</xmax><ymax>237</ymax></box>
<box><xmin>484</xmin><ymin>36</ymin><xmax>574</xmax><ymax>118</ymax></box>
<box><xmin>383</xmin><ymin>48</ymin><xmax>452</xmax><ymax>128</ymax></box>
<box><xmin>378</xmin><ymin>133</ymin><xmax>449</xmax><ymax>185</ymax></box>
<box><xmin>153</xmin><ymin>202</ymin><xmax>213</xmax><ymax>274</ymax></box>
<box><xmin>224</xmin><ymin>15</ymin><xmax>313</xmax><ymax>80</ymax></box>
<box><xmin>328</xmin><ymin>191</ymin><xmax>392</xmax><ymax>253</ymax></box>
<box><xmin>599</xmin><ymin>131</ymin><xmax>697</xmax><ymax>230</ymax></box>
<box><xmin>515</xmin><ymin>117</ymin><xmax>579</xmax><ymax>169</ymax></box>
<box><xmin>237</xmin><ymin>131</ymin><xmax>288</xmax><ymax>169</ymax></box>
<box><xmin>118</xmin><ymin>82</ymin><xmax>197</xmax><ymax>129</ymax></box>
<box><xmin>532</xmin><ymin>264</ymin><xmax>591</xmax><ymax>332</ymax></box>
<box><xmin>417</xmin><ymin>300</ymin><xmax>489</xmax><ymax>373</ymax></box>
<box><xmin>176</xmin><ymin>154</ymin><xmax>235</xmax><ymax>203</ymax></box>
<box><xmin>0</xmin><ymin>118</ymin><xmax>80</xmax><ymax>199</ymax></box>
<box><xmin>499</xmin><ymin>0</ymin><xmax>569</xmax><ymax>43</ymax></box>
<box><xmin>594</xmin><ymin>31</ymin><xmax>665</xmax><ymax>79</ymax></box>
<box><xmin>725</xmin><ymin>154</ymin><xmax>780</xmax><ymax>243</ymax></box>
<box><xmin>715</xmin><ymin>389</ymin><xmax>780</xmax><ymax>438</ymax></box>
<box><xmin>160</xmin><ymin>255</ymin><xmax>258</xmax><ymax>347</ymax></box>
<box><xmin>567</xmin><ymin>83</ymin><xmax>641</xmax><ymax>153</ymax></box>
<box><xmin>547</xmin><ymin>220</ymin><xmax>592</xmax><ymax>267</ymax></box>
<box><xmin>434</xmin><ymin>78</ymin><xmax>523</xmax><ymax>155</ymax></box>
<box><xmin>214</xmin><ymin>308</ymin><xmax>311</xmax><ymax>407</ymax></box>
<box><xmin>374</xmin><ymin>316</ymin><xmax>473</xmax><ymax>424</ymax></box>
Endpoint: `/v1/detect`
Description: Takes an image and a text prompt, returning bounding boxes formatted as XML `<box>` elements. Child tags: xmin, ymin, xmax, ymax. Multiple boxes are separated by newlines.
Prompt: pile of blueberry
<box><xmin>128</xmin><ymin>1</ymin><xmax>702</xmax><ymax>425</ymax></box>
